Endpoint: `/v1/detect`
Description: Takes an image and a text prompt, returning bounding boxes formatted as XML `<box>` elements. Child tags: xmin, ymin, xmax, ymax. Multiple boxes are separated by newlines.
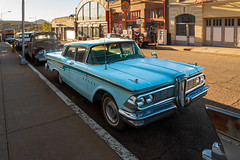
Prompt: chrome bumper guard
<box><xmin>119</xmin><ymin>102</ymin><xmax>177</xmax><ymax>127</ymax></box>
<box><xmin>185</xmin><ymin>85</ymin><xmax>210</xmax><ymax>105</ymax></box>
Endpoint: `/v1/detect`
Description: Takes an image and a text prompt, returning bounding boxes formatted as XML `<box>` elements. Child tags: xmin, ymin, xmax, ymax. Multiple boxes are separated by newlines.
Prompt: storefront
<box><xmin>109</xmin><ymin>0</ymin><xmax>166</xmax><ymax>44</ymax></box>
<box><xmin>76</xmin><ymin>0</ymin><xmax>108</xmax><ymax>40</ymax></box>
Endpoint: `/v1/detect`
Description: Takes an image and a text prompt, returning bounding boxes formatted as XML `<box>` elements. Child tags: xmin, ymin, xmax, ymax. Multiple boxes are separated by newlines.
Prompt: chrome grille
<box><xmin>186</xmin><ymin>74</ymin><xmax>205</xmax><ymax>93</ymax></box>
<box><xmin>186</xmin><ymin>78</ymin><xmax>197</xmax><ymax>91</ymax></box>
<box><xmin>153</xmin><ymin>87</ymin><xmax>175</xmax><ymax>103</ymax></box>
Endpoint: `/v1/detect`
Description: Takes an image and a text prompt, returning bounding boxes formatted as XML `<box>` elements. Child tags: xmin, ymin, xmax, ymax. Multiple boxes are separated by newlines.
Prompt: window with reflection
<box><xmin>84</xmin><ymin>3</ymin><xmax>90</xmax><ymax>20</ymax></box>
<box><xmin>98</xmin><ymin>3</ymin><xmax>106</xmax><ymax>20</ymax></box>
<box><xmin>91</xmin><ymin>2</ymin><xmax>98</xmax><ymax>20</ymax></box>
<box><xmin>77</xmin><ymin>2</ymin><xmax>106</xmax><ymax>21</ymax></box>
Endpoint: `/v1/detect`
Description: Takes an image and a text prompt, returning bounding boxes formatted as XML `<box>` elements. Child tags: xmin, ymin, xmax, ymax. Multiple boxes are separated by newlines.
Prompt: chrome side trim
<box><xmin>119</xmin><ymin>104</ymin><xmax>177</xmax><ymax>120</ymax></box>
<box><xmin>137</xmin><ymin>97</ymin><xmax>176</xmax><ymax>111</ymax></box>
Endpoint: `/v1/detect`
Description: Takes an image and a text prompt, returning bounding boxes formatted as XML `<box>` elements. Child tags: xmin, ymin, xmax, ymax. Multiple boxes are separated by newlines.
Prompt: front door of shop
<box><xmin>176</xmin><ymin>14</ymin><xmax>195</xmax><ymax>45</ymax></box>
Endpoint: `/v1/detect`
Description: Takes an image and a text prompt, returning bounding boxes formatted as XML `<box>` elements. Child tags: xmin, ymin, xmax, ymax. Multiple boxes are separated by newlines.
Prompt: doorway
<box><xmin>175</xmin><ymin>14</ymin><xmax>195</xmax><ymax>45</ymax></box>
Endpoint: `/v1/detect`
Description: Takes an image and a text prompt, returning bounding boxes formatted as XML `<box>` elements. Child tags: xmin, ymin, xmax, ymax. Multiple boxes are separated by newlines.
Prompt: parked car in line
<box><xmin>46</xmin><ymin>39</ymin><xmax>210</xmax><ymax>130</ymax></box>
<box><xmin>15</xmin><ymin>32</ymin><xmax>34</xmax><ymax>50</ymax></box>
<box><xmin>202</xmin><ymin>104</ymin><xmax>240</xmax><ymax>160</ymax></box>
<box><xmin>28</xmin><ymin>32</ymin><xmax>63</xmax><ymax>65</ymax></box>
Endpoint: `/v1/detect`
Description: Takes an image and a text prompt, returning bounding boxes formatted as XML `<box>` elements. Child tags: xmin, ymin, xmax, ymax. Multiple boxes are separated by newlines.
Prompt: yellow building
<box><xmin>168</xmin><ymin>0</ymin><xmax>240</xmax><ymax>47</ymax></box>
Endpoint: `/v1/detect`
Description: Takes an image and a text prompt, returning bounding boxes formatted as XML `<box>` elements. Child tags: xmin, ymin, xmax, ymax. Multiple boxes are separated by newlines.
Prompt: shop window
<box><xmin>83</xmin><ymin>27</ymin><xmax>88</xmax><ymax>37</ymax></box>
<box><xmin>146</xmin><ymin>8</ymin><xmax>163</xmax><ymax>20</ymax></box>
<box><xmin>93</xmin><ymin>27</ymin><xmax>99</xmax><ymax>37</ymax></box>
<box><xmin>176</xmin><ymin>24</ymin><xmax>186</xmax><ymax>36</ymax></box>
<box><xmin>126</xmin><ymin>11</ymin><xmax>140</xmax><ymax>21</ymax></box>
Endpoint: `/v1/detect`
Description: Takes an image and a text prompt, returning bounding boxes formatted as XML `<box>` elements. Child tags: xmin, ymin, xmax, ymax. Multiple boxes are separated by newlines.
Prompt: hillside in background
<box><xmin>0</xmin><ymin>19</ymin><xmax>47</xmax><ymax>32</ymax></box>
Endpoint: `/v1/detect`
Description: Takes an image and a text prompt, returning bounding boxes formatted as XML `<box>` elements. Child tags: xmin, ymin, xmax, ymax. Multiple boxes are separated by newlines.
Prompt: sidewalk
<box><xmin>0</xmin><ymin>42</ymin><xmax>122</xmax><ymax>160</ymax></box>
<box><xmin>148</xmin><ymin>44</ymin><xmax>240</xmax><ymax>56</ymax></box>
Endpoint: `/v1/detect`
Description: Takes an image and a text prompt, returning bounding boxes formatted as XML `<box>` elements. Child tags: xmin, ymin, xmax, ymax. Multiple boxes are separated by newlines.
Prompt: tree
<box><xmin>42</xmin><ymin>21</ymin><xmax>51</xmax><ymax>32</ymax></box>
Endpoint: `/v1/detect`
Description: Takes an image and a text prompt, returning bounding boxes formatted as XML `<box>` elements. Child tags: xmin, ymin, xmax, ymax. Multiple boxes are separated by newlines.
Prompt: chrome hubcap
<box><xmin>105</xmin><ymin>101</ymin><xmax>118</xmax><ymax>124</ymax></box>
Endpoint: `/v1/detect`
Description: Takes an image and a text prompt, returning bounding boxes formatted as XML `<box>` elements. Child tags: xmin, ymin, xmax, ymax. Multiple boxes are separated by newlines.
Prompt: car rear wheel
<box><xmin>102</xmin><ymin>93</ymin><xmax>125</xmax><ymax>130</ymax></box>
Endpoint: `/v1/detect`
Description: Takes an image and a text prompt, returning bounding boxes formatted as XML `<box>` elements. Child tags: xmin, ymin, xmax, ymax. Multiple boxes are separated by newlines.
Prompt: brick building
<box><xmin>110</xmin><ymin>0</ymin><xmax>167</xmax><ymax>44</ymax></box>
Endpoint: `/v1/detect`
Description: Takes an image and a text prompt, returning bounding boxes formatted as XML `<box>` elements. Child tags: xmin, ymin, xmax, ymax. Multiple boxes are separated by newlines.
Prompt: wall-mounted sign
<box><xmin>121</xmin><ymin>0</ymin><xmax>130</xmax><ymax>13</ymax></box>
<box><xmin>136</xmin><ymin>19</ymin><xmax>143</xmax><ymax>24</ymax></box>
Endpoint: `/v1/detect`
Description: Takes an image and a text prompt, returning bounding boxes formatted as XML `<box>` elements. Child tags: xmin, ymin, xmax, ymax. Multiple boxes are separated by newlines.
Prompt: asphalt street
<box><xmin>19</xmin><ymin>47</ymin><xmax>235</xmax><ymax>160</ymax></box>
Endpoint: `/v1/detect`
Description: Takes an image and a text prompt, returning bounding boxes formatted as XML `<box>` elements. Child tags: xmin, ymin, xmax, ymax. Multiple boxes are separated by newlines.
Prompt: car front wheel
<box><xmin>102</xmin><ymin>93</ymin><xmax>125</xmax><ymax>130</ymax></box>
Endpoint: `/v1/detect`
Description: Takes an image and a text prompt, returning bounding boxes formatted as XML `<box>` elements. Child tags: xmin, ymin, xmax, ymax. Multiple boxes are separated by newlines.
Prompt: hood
<box><xmin>91</xmin><ymin>57</ymin><xmax>204</xmax><ymax>92</ymax></box>
<box><xmin>33</xmin><ymin>40</ymin><xmax>61</xmax><ymax>50</ymax></box>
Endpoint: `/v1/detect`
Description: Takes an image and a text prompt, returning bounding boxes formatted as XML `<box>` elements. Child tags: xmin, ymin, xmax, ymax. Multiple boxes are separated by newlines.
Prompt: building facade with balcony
<box><xmin>168</xmin><ymin>0</ymin><xmax>240</xmax><ymax>47</ymax></box>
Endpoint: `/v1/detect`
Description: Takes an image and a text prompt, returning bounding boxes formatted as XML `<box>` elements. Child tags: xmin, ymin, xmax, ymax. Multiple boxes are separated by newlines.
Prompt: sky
<box><xmin>0</xmin><ymin>0</ymin><xmax>81</xmax><ymax>22</ymax></box>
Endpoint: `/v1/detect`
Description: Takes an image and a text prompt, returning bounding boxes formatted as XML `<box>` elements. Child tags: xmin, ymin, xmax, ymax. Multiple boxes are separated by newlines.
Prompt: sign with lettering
<box><xmin>121</xmin><ymin>0</ymin><xmax>130</xmax><ymax>13</ymax></box>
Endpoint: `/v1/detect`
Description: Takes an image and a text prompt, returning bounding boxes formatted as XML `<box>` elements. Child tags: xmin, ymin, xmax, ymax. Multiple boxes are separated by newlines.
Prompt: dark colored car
<box><xmin>27</xmin><ymin>32</ymin><xmax>63</xmax><ymax>65</ymax></box>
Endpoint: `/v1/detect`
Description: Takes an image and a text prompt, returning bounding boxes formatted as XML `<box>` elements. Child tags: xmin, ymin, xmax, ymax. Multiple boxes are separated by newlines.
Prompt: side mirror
<box><xmin>151</xmin><ymin>52</ymin><xmax>158</xmax><ymax>58</ymax></box>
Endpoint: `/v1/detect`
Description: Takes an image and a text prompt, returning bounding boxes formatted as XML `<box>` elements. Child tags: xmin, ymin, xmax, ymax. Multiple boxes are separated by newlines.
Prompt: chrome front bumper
<box><xmin>119</xmin><ymin>85</ymin><xmax>210</xmax><ymax>127</ymax></box>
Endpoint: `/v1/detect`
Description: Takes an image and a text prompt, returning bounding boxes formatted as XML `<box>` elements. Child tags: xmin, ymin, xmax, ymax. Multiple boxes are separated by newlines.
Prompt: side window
<box><xmin>65</xmin><ymin>47</ymin><xmax>76</xmax><ymax>60</ymax></box>
<box><xmin>76</xmin><ymin>47</ymin><xmax>86</xmax><ymax>62</ymax></box>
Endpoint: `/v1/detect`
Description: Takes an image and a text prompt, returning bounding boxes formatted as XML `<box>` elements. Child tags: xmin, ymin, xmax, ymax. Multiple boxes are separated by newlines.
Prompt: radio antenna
<box><xmin>104</xmin><ymin>38</ymin><xmax>107</xmax><ymax>70</ymax></box>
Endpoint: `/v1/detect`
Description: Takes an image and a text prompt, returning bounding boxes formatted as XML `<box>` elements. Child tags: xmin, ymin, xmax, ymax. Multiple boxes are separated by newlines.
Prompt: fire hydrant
<box><xmin>12</xmin><ymin>42</ymin><xmax>16</xmax><ymax>52</ymax></box>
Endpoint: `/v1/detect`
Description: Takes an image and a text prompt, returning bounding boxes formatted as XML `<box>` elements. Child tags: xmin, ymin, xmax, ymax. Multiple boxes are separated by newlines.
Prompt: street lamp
<box><xmin>20</xmin><ymin>0</ymin><xmax>27</xmax><ymax>65</ymax></box>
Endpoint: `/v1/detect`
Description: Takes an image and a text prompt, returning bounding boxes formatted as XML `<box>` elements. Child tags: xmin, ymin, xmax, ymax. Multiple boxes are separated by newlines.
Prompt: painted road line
<box><xmin>18</xmin><ymin>54</ymin><xmax>138</xmax><ymax>160</ymax></box>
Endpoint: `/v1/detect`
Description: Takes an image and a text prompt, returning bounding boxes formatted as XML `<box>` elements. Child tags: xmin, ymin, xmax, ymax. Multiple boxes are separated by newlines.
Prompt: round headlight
<box><xmin>196</xmin><ymin>77</ymin><xmax>200</xmax><ymax>85</ymax></box>
<box><xmin>200</xmin><ymin>75</ymin><xmax>205</xmax><ymax>83</ymax></box>
<box><xmin>136</xmin><ymin>97</ymin><xmax>145</xmax><ymax>107</ymax></box>
<box><xmin>145</xmin><ymin>95</ymin><xmax>153</xmax><ymax>103</ymax></box>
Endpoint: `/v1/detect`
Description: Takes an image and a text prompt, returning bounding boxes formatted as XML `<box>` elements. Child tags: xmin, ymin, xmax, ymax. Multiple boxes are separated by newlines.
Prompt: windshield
<box><xmin>19</xmin><ymin>33</ymin><xmax>32</xmax><ymax>38</ymax></box>
<box><xmin>87</xmin><ymin>41</ymin><xmax>145</xmax><ymax>65</ymax></box>
<box><xmin>35</xmin><ymin>34</ymin><xmax>57</xmax><ymax>42</ymax></box>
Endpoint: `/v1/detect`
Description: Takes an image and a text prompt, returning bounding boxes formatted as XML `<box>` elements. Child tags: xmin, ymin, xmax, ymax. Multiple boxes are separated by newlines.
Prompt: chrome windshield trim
<box><xmin>119</xmin><ymin>104</ymin><xmax>177</xmax><ymax>120</ymax></box>
<box><xmin>137</xmin><ymin>85</ymin><xmax>175</xmax><ymax>99</ymax></box>
<box><xmin>137</xmin><ymin>97</ymin><xmax>176</xmax><ymax>111</ymax></box>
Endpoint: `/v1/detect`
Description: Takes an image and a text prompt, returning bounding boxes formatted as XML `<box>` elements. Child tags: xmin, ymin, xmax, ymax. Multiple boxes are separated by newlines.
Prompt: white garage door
<box><xmin>66</xmin><ymin>30</ymin><xmax>75</xmax><ymax>40</ymax></box>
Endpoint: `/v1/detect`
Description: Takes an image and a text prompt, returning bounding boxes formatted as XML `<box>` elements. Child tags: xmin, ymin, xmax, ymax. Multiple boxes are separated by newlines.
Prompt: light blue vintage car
<box><xmin>46</xmin><ymin>39</ymin><xmax>210</xmax><ymax>130</ymax></box>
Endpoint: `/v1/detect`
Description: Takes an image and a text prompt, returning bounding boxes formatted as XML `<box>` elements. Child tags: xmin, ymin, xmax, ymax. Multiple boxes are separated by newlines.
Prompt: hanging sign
<box><xmin>121</xmin><ymin>0</ymin><xmax>130</xmax><ymax>13</ymax></box>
